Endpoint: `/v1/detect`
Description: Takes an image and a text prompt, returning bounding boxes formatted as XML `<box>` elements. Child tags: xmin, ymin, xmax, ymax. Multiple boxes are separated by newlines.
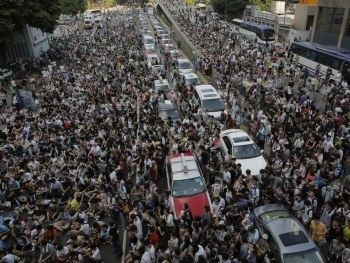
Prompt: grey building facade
<box><xmin>310</xmin><ymin>0</ymin><xmax>350</xmax><ymax>48</ymax></box>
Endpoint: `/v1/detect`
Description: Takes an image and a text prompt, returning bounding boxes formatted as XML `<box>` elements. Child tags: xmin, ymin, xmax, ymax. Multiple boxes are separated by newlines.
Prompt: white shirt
<box><xmin>91</xmin><ymin>247</ymin><xmax>102</xmax><ymax>261</ymax></box>
<box><xmin>194</xmin><ymin>245</ymin><xmax>207</xmax><ymax>262</ymax></box>
<box><xmin>134</xmin><ymin>216</ymin><xmax>143</xmax><ymax>239</ymax></box>
<box><xmin>148</xmin><ymin>245</ymin><xmax>156</xmax><ymax>263</ymax></box>
<box><xmin>56</xmin><ymin>246</ymin><xmax>69</xmax><ymax>258</ymax></box>
<box><xmin>109</xmin><ymin>170</ymin><xmax>117</xmax><ymax>182</ymax></box>
<box><xmin>30</xmin><ymin>228</ymin><xmax>44</xmax><ymax>239</ymax></box>
<box><xmin>79</xmin><ymin>223</ymin><xmax>90</xmax><ymax>235</ymax></box>
<box><xmin>223</xmin><ymin>171</ymin><xmax>231</xmax><ymax>184</ymax></box>
<box><xmin>248</xmin><ymin>228</ymin><xmax>260</xmax><ymax>245</ymax></box>
<box><xmin>1</xmin><ymin>254</ymin><xmax>20</xmax><ymax>263</ymax></box>
<box><xmin>140</xmin><ymin>251</ymin><xmax>152</xmax><ymax>263</ymax></box>
<box><xmin>166</xmin><ymin>213</ymin><xmax>175</xmax><ymax>227</ymax></box>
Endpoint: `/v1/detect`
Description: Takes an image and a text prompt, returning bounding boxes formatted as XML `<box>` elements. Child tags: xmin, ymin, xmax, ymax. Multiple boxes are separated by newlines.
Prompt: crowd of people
<box><xmin>0</xmin><ymin>1</ymin><xmax>349</xmax><ymax>263</ymax></box>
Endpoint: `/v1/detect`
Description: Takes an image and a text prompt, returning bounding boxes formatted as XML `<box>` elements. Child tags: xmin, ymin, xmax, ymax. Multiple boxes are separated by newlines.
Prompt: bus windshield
<box><xmin>90</xmin><ymin>9</ymin><xmax>101</xmax><ymax>16</ymax></box>
<box><xmin>263</xmin><ymin>29</ymin><xmax>275</xmax><ymax>40</ymax></box>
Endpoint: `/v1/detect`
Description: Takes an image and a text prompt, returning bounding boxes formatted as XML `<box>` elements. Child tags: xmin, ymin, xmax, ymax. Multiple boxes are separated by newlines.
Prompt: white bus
<box><xmin>290</xmin><ymin>41</ymin><xmax>350</xmax><ymax>83</ymax></box>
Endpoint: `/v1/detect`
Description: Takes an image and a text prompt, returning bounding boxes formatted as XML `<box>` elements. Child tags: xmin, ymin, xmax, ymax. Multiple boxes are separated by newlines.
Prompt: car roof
<box><xmin>177</xmin><ymin>58</ymin><xmax>190</xmax><ymax>63</ymax></box>
<box><xmin>158</xmin><ymin>100</ymin><xmax>176</xmax><ymax>110</ymax></box>
<box><xmin>147</xmin><ymin>53</ymin><xmax>158</xmax><ymax>58</ymax></box>
<box><xmin>194</xmin><ymin>85</ymin><xmax>221</xmax><ymax>99</ymax></box>
<box><xmin>167</xmin><ymin>153</ymin><xmax>202</xmax><ymax>180</ymax></box>
<box><xmin>220</xmin><ymin>129</ymin><xmax>254</xmax><ymax>145</ymax></box>
<box><xmin>254</xmin><ymin>203</ymin><xmax>287</xmax><ymax>216</ymax></box>
<box><xmin>154</xmin><ymin>79</ymin><xmax>169</xmax><ymax>85</ymax></box>
<box><xmin>254</xmin><ymin>204</ymin><xmax>318</xmax><ymax>254</ymax></box>
<box><xmin>183</xmin><ymin>73</ymin><xmax>200</xmax><ymax>79</ymax></box>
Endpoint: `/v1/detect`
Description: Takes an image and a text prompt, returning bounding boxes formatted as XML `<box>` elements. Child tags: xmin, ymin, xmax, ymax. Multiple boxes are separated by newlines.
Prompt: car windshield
<box><xmin>185</xmin><ymin>78</ymin><xmax>201</xmax><ymax>86</ymax></box>
<box><xmin>172</xmin><ymin>177</ymin><xmax>206</xmax><ymax>197</ymax></box>
<box><xmin>148</xmin><ymin>57</ymin><xmax>158</xmax><ymax>63</ymax></box>
<box><xmin>171</xmin><ymin>52</ymin><xmax>180</xmax><ymax>57</ymax></box>
<box><xmin>284</xmin><ymin>248</ymin><xmax>325</xmax><ymax>263</ymax></box>
<box><xmin>179</xmin><ymin>61</ymin><xmax>192</xmax><ymax>69</ymax></box>
<box><xmin>159</xmin><ymin>108</ymin><xmax>180</xmax><ymax>121</ymax></box>
<box><xmin>202</xmin><ymin>98</ymin><xmax>225</xmax><ymax>112</ymax></box>
<box><xmin>258</xmin><ymin>210</ymin><xmax>292</xmax><ymax>223</ymax></box>
<box><xmin>145</xmin><ymin>39</ymin><xmax>154</xmax><ymax>44</ymax></box>
<box><xmin>233</xmin><ymin>143</ymin><xmax>261</xmax><ymax>159</ymax></box>
<box><xmin>155</xmin><ymin>85</ymin><xmax>169</xmax><ymax>92</ymax></box>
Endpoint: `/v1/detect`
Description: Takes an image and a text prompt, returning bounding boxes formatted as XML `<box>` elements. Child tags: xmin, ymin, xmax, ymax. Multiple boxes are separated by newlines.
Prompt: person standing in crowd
<box><xmin>0</xmin><ymin>1</ymin><xmax>349</xmax><ymax>262</ymax></box>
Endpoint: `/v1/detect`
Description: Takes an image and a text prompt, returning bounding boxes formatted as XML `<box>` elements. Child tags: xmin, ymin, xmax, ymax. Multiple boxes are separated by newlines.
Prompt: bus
<box><xmin>238</xmin><ymin>20</ymin><xmax>275</xmax><ymax>45</ymax></box>
<box><xmin>232</xmin><ymin>18</ymin><xmax>243</xmax><ymax>32</ymax></box>
<box><xmin>88</xmin><ymin>9</ymin><xmax>102</xmax><ymax>16</ymax></box>
<box><xmin>289</xmin><ymin>41</ymin><xmax>350</xmax><ymax>83</ymax></box>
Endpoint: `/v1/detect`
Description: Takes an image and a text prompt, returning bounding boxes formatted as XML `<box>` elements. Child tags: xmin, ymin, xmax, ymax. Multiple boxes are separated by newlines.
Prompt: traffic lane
<box><xmin>155</xmin><ymin>12</ymin><xmax>209</xmax><ymax>85</ymax></box>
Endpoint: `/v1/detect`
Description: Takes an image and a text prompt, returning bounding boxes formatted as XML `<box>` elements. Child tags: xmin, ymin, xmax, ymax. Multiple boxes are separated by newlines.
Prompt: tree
<box><xmin>60</xmin><ymin>0</ymin><xmax>87</xmax><ymax>15</ymax></box>
<box><xmin>185</xmin><ymin>0</ymin><xmax>197</xmax><ymax>5</ymax></box>
<box><xmin>249</xmin><ymin>0</ymin><xmax>272</xmax><ymax>10</ymax></box>
<box><xmin>0</xmin><ymin>0</ymin><xmax>61</xmax><ymax>44</ymax></box>
<box><xmin>211</xmin><ymin>0</ymin><xmax>249</xmax><ymax>18</ymax></box>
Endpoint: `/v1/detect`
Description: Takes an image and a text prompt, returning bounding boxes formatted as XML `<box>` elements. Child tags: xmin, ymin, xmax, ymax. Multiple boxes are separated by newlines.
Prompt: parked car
<box><xmin>219</xmin><ymin>129</ymin><xmax>267</xmax><ymax>176</ymax></box>
<box><xmin>191</xmin><ymin>85</ymin><xmax>225</xmax><ymax>119</ymax></box>
<box><xmin>166</xmin><ymin>50</ymin><xmax>182</xmax><ymax>63</ymax></box>
<box><xmin>154</xmin><ymin>79</ymin><xmax>170</xmax><ymax>99</ymax></box>
<box><xmin>253</xmin><ymin>204</ymin><xmax>326</xmax><ymax>263</ymax></box>
<box><xmin>161</xmin><ymin>43</ymin><xmax>175</xmax><ymax>54</ymax></box>
<box><xmin>146</xmin><ymin>53</ymin><xmax>160</xmax><ymax>69</ymax></box>
<box><xmin>166</xmin><ymin>153</ymin><xmax>211</xmax><ymax>219</ymax></box>
<box><xmin>183</xmin><ymin>73</ymin><xmax>202</xmax><ymax>88</ymax></box>
<box><xmin>274</xmin><ymin>43</ymin><xmax>288</xmax><ymax>57</ymax></box>
<box><xmin>174</xmin><ymin>58</ymin><xmax>194</xmax><ymax>76</ymax></box>
<box><xmin>156</xmin><ymin>100</ymin><xmax>181</xmax><ymax>122</ymax></box>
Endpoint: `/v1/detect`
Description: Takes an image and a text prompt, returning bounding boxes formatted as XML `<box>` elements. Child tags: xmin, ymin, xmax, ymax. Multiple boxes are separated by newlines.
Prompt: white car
<box><xmin>219</xmin><ymin>129</ymin><xmax>267</xmax><ymax>176</ymax></box>
<box><xmin>146</xmin><ymin>53</ymin><xmax>160</xmax><ymax>69</ymax></box>
<box><xmin>143</xmin><ymin>36</ymin><xmax>155</xmax><ymax>49</ymax></box>
<box><xmin>176</xmin><ymin>58</ymin><xmax>194</xmax><ymax>75</ymax></box>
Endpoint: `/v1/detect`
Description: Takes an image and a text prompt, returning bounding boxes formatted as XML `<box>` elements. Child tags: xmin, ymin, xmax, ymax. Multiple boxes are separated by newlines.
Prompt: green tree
<box><xmin>0</xmin><ymin>0</ymin><xmax>61</xmax><ymax>44</ymax></box>
<box><xmin>185</xmin><ymin>0</ymin><xmax>197</xmax><ymax>5</ymax></box>
<box><xmin>249</xmin><ymin>0</ymin><xmax>272</xmax><ymax>10</ymax></box>
<box><xmin>211</xmin><ymin>0</ymin><xmax>249</xmax><ymax>18</ymax></box>
<box><xmin>60</xmin><ymin>0</ymin><xmax>87</xmax><ymax>15</ymax></box>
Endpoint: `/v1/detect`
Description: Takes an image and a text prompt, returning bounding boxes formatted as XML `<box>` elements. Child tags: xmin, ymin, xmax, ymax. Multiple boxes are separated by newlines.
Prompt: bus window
<box><xmin>262</xmin><ymin>29</ymin><xmax>274</xmax><ymax>40</ymax></box>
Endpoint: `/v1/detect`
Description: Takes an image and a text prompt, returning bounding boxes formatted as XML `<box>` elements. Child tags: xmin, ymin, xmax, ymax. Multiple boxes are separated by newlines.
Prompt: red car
<box><xmin>166</xmin><ymin>153</ymin><xmax>211</xmax><ymax>219</ymax></box>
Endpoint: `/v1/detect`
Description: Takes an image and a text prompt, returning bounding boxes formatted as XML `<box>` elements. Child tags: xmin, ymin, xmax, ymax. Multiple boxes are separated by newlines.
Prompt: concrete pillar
<box><xmin>310</xmin><ymin>6</ymin><xmax>319</xmax><ymax>42</ymax></box>
<box><xmin>337</xmin><ymin>7</ymin><xmax>350</xmax><ymax>48</ymax></box>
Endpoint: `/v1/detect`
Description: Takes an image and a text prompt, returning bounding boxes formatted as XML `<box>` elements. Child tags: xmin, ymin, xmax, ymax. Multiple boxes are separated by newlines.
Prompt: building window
<box><xmin>317</xmin><ymin>7</ymin><xmax>344</xmax><ymax>33</ymax></box>
<box><xmin>346</xmin><ymin>15</ymin><xmax>350</xmax><ymax>36</ymax></box>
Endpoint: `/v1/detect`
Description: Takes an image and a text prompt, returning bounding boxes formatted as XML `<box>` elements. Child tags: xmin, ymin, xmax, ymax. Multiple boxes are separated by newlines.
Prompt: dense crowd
<box><xmin>0</xmin><ymin>1</ymin><xmax>349</xmax><ymax>263</ymax></box>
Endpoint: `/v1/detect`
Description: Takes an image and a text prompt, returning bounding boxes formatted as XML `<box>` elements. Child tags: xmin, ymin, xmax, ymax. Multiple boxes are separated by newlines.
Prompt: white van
<box><xmin>84</xmin><ymin>14</ymin><xmax>94</xmax><ymax>29</ymax></box>
<box><xmin>94</xmin><ymin>17</ymin><xmax>103</xmax><ymax>28</ymax></box>
<box><xmin>191</xmin><ymin>85</ymin><xmax>225</xmax><ymax>119</ymax></box>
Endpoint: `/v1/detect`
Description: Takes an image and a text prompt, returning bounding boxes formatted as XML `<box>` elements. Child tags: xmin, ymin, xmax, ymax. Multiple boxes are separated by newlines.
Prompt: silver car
<box><xmin>253</xmin><ymin>204</ymin><xmax>326</xmax><ymax>263</ymax></box>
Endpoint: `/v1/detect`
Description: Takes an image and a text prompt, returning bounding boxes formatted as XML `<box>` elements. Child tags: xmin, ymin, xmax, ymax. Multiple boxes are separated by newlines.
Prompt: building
<box><xmin>310</xmin><ymin>0</ymin><xmax>350</xmax><ymax>48</ymax></box>
<box><xmin>243</xmin><ymin>1</ymin><xmax>315</xmax><ymax>42</ymax></box>
<box><xmin>4</xmin><ymin>25</ymin><xmax>50</xmax><ymax>63</ymax></box>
